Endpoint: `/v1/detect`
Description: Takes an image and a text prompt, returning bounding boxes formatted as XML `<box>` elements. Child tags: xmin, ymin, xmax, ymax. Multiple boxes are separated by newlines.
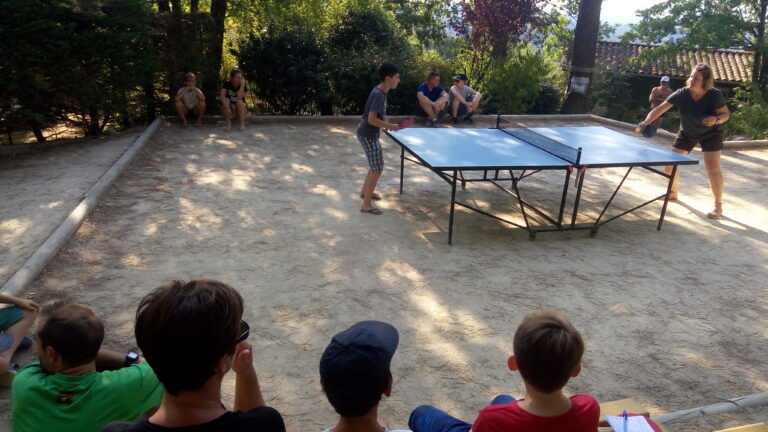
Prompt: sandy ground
<box><xmin>1</xmin><ymin>117</ymin><xmax>767</xmax><ymax>431</ymax></box>
<box><xmin>0</xmin><ymin>129</ymin><xmax>144</xmax><ymax>286</ymax></box>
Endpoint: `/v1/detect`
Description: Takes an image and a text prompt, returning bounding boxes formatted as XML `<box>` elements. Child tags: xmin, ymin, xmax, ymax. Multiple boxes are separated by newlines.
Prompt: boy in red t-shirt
<box><xmin>409</xmin><ymin>310</ymin><xmax>599</xmax><ymax>432</ymax></box>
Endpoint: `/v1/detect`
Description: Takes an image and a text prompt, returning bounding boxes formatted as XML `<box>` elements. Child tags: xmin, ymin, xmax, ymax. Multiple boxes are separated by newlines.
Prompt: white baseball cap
<box><xmin>660</xmin><ymin>76</ymin><xmax>670</xmax><ymax>82</ymax></box>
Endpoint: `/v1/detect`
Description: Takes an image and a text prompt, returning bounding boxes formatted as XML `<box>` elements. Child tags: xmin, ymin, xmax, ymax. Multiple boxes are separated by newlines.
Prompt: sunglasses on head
<box><xmin>236</xmin><ymin>320</ymin><xmax>250</xmax><ymax>344</ymax></box>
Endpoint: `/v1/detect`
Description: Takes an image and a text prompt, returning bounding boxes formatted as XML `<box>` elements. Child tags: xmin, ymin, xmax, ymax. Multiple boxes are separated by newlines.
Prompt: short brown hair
<box><xmin>687</xmin><ymin>63</ymin><xmax>715</xmax><ymax>91</ymax></box>
<box><xmin>427</xmin><ymin>72</ymin><xmax>440</xmax><ymax>80</ymax></box>
<box><xmin>513</xmin><ymin>310</ymin><xmax>584</xmax><ymax>393</ymax></box>
<box><xmin>184</xmin><ymin>72</ymin><xmax>196</xmax><ymax>83</ymax></box>
<box><xmin>37</xmin><ymin>302</ymin><xmax>104</xmax><ymax>368</ymax></box>
<box><xmin>135</xmin><ymin>279</ymin><xmax>243</xmax><ymax>395</ymax></box>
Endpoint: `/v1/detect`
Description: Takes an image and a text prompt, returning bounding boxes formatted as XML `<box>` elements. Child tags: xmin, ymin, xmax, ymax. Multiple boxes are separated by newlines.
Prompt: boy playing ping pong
<box><xmin>357</xmin><ymin>62</ymin><xmax>403</xmax><ymax>215</ymax></box>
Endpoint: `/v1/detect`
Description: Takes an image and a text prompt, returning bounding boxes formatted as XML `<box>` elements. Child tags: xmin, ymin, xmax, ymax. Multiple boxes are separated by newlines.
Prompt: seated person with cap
<box><xmin>319</xmin><ymin>321</ymin><xmax>410</xmax><ymax>432</ymax></box>
<box><xmin>449</xmin><ymin>74</ymin><xmax>482</xmax><ymax>125</ymax></box>
<box><xmin>103</xmin><ymin>279</ymin><xmax>286</xmax><ymax>432</ymax></box>
<box><xmin>416</xmin><ymin>72</ymin><xmax>449</xmax><ymax>127</ymax></box>
<box><xmin>0</xmin><ymin>292</ymin><xmax>38</xmax><ymax>387</ymax></box>
<box><xmin>649</xmin><ymin>76</ymin><xmax>674</xmax><ymax>128</ymax></box>
<box><xmin>409</xmin><ymin>310</ymin><xmax>599</xmax><ymax>432</ymax></box>
<box><xmin>12</xmin><ymin>301</ymin><xmax>162</xmax><ymax>432</ymax></box>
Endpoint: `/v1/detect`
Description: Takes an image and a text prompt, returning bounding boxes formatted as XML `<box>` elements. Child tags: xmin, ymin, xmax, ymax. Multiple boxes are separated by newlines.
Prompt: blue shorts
<box><xmin>358</xmin><ymin>133</ymin><xmax>383</xmax><ymax>173</ymax></box>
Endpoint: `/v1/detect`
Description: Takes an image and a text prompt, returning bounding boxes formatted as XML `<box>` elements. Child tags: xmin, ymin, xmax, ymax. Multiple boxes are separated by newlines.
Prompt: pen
<box><xmin>623</xmin><ymin>409</ymin><xmax>628</xmax><ymax>432</ymax></box>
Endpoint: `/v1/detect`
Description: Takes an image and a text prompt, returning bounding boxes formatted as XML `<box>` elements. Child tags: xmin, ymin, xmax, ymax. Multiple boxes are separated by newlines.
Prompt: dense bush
<box><xmin>482</xmin><ymin>45</ymin><xmax>557</xmax><ymax>114</ymax></box>
<box><xmin>237</xmin><ymin>25</ymin><xmax>325</xmax><ymax>115</ymax></box>
<box><xmin>727</xmin><ymin>84</ymin><xmax>768</xmax><ymax>139</ymax></box>
<box><xmin>0</xmin><ymin>0</ymin><xmax>160</xmax><ymax>141</ymax></box>
<box><xmin>321</xmin><ymin>0</ymin><xmax>412</xmax><ymax>115</ymax></box>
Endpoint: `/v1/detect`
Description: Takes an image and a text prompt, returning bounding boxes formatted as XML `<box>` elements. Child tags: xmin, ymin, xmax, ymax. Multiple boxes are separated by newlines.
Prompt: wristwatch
<box><xmin>124</xmin><ymin>351</ymin><xmax>139</xmax><ymax>367</ymax></box>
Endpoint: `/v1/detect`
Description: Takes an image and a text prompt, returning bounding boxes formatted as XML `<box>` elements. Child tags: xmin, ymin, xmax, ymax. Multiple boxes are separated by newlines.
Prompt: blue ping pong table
<box><xmin>386</xmin><ymin>120</ymin><xmax>698</xmax><ymax>243</ymax></box>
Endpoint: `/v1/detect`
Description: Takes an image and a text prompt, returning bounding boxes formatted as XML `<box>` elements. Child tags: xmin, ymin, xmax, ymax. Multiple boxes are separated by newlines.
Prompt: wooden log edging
<box><xmin>1</xmin><ymin>116</ymin><xmax>163</xmax><ymax>296</ymax></box>
<box><xmin>651</xmin><ymin>392</ymin><xmax>768</xmax><ymax>425</ymax></box>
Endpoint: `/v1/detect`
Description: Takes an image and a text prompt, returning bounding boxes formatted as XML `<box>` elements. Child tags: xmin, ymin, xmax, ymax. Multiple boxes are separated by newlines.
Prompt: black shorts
<box><xmin>673</xmin><ymin>129</ymin><xmax>724</xmax><ymax>152</ymax></box>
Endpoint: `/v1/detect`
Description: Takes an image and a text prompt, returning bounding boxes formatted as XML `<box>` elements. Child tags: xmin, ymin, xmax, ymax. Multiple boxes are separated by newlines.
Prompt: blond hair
<box><xmin>686</xmin><ymin>64</ymin><xmax>714</xmax><ymax>91</ymax></box>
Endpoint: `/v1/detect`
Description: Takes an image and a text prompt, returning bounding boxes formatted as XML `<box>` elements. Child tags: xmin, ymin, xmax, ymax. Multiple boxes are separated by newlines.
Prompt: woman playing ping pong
<box><xmin>639</xmin><ymin>63</ymin><xmax>730</xmax><ymax>219</ymax></box>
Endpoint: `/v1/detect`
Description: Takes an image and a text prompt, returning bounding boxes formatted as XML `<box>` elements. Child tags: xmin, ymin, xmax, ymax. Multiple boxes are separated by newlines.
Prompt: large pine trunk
<box><xmin>754</xmin><ymin>0</ymin><xmax>768</xmax><ymax>93</ymax></box>
<box><xmin>561</xmin><ymin>0</ymin><xmax>602</xmax><ymax>114</ymax></box>
<box><xmin>202</xmin><ymin>0</ymin><xmax>227</xmax><ymax>111</ymax></box>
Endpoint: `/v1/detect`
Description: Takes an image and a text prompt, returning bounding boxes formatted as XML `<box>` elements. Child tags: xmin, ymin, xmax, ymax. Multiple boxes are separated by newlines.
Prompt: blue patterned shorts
<box><xmin>358</xmin><ymin>133</ymin><xmax>383</xmax><ymax>173</ymax></box>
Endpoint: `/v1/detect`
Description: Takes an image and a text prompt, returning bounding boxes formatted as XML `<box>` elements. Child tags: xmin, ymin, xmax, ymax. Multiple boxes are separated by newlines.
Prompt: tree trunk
<box><xmin>156</xmin><ymin>0</ymin><xmax>169</xmax><ymax>12</ymax></box>
<box><xmin>87</xmin><ymin>105</ymin><xmax>101</xmax><ymax>136</ymax></box>
<box><xmin>561</xmin><ymin>0</ymin><xmax>603</xmax><ymax>114</ymax></box>
<box><xmin>171</xmin><ymin>0</ymin><xmax>181</xmax><ymax>15</ymax></box>
<box><xmin>28</xmin><ymin>121</ymin><xmax>45</xmax><ymax>143</ymax></box>
<box><xmin>202</xmin><ymin>0</ymin><xmax>228</xmax><ymax>111</ymax></box>
<box><xmin>190</xmin><ymin>0</ymin><xmax>199</xmax><ymax>14</ymax></box>
<box><xmin>755</xmin><ymin>0</ymin><xmax>768</xmax><ymax>93</ymax></box>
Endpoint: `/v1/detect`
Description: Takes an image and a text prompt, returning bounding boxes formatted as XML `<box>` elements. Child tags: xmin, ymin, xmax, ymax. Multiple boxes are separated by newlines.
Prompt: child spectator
<box><xmin>103</xmin><ymin>279</ymin><xmax>286</xmax><ymax>432</ymax></box>
<box><xmin>174</xmin><ymin>72</ymin><xmax>206</xmax><ymax>126</ymax></box>
<box><xmin>319</xmin><ymin>320</ymin><xmax>409</xmax><ymax>432</ymax></box>
<box><xmin>449</xmin><ymin>74</ymin><xmax>482</xmax><ymax>125</ymax></box>
<box><xmin>12</xmin><ymin>302</ymin><xmax>162</xmax><ymax>432</ymax></box>
<box><xmin>409</xmin><ymin>310</ymin><xmax>598</xmax><ymax>432</ymax></box>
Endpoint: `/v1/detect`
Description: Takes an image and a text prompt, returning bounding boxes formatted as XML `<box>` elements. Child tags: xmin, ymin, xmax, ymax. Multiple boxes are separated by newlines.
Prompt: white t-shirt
<box><xmin>450</xmin><ymin>85</ymin><xmax>476</xmax><ymax>101</ymax></box>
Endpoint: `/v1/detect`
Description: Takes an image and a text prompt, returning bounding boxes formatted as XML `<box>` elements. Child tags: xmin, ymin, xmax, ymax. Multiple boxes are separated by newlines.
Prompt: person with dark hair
<box><xmin>220</xmin><ymin>68</ymin><xmax>248</xmax><ymax>131</ymax></box>
<box><xmin>0</xmin><ymin>292</ymin><xmax>38</xmax><ymax>387</ymax></box>
<box><xmin>416</xmin><ymin>72</ymin><xmax>448</xmax><ymax>127</ymax></box>
<box><xmin>103</xmin><ymin>279</ymin><xmax>286</xmax><ymax>432</ymax></box>
<box><xmin>408</xmin><ymin>310</ymin><xmax>599</xmax><ymax>432</ymax></box>
<box><xmin>174</xmin><ymin>72</ymin><xmax>206</xmax><ymax>127</ymax></box>
<box><xmin>357</xmin><ymin>62</ymin><xmax>402</xmax><ymax>216</ymax></box>
<box><xmin>639</xmin><ymin>63</ymin><xmax>730</xmax><ymax>219</ymax></box>
<box><xmin>319</xmin><ymin>321</ymin><xmax>409</xmax><ymax>432</ymax></box>
<box><xmin>12</xmin><ymin>302</ymin><xmax>162</xmax><ymax>432</ymax></box>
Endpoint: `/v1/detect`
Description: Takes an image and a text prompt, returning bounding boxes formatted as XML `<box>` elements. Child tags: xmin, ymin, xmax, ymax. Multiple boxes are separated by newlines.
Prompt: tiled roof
<box><xmin>565</xmin><ymin>41</ymin><xmax>754</xmax><ymax>83</ymax></box>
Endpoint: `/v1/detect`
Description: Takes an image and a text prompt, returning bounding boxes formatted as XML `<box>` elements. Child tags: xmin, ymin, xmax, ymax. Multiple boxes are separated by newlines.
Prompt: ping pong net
<box><xmin>497</xmin><ymin>116</ymin><xmax>582</xmax><ymax>166</ymax></box>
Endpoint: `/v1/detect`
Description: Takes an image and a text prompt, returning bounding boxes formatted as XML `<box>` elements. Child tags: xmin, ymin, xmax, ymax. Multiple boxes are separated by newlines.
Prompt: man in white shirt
<box><xmin>449</xmin><ymin>74</ymin><xmax>482</xmax><ymax>125</ymax></box>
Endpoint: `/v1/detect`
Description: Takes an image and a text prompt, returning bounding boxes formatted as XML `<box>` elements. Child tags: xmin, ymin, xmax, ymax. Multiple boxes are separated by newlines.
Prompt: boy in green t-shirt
<box><xmin>11</xmin><ymin>302</ymin><xmax>163</xmax><ymax>432</ymax></box>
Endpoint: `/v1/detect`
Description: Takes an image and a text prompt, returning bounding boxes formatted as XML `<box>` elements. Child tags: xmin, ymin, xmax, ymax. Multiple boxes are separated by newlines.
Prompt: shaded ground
<box><xmin>0</xmin><ymin>128</ymin><xmax>144</xmax><ymax>286</ymax></box>
<box><xmin>2</xmin><ymin>118</ymin><xmax>767</xmax><ymax>431</ymax></box>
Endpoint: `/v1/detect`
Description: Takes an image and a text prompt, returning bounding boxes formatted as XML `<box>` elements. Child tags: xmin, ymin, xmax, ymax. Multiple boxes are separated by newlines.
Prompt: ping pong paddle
<box><xmin>398</xmin><ymin>118</ymin><xmax>414</xmax><ymax>130</ymax></box>
<box><xmin>635</xmin><ymin>124</ymin><xmax>657</xmax><ymax>138</ymax></box>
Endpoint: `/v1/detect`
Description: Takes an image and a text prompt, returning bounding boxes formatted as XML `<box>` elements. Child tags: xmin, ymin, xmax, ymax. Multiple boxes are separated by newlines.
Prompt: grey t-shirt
<box><xmin>449</xmin><ymin>85</ymin><xmax>476</xmax><ymax>102</ymax></box>
<box><xmin>358</xmin><ymin>86</ymin><xmax>388</xmax><ymax>139</ymax></box>
<box><xmin>666</xmin><ymin>87</ymin><xmax>726</xmax><ymax>140</ymax></box>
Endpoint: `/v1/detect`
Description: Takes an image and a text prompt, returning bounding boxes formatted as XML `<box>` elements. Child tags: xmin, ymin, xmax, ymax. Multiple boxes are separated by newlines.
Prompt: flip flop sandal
<box><xmin>360</xmin><ymin>208</ymin><xmax>383</xmax><ymax>215</ymax></box>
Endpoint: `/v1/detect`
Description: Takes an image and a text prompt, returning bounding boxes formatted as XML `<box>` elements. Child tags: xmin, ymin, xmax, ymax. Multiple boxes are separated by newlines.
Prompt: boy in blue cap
<box><xmin>319</xmin><ymin>321</ymin><xmax>409</xmax><ymax>432</ymax></box>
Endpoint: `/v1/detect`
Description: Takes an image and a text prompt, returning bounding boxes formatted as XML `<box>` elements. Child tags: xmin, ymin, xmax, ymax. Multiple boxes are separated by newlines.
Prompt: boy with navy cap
<box><xmin>319</xmin><ymin>321</ymin><xmax>410</xmax><ymax>432</ymax></box>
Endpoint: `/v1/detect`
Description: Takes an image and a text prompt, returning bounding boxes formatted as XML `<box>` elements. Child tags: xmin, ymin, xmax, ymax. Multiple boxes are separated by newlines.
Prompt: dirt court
<box><xmin>2</xmin><ymin>117</ymin><xmax>767</xmax><ymax>431</ymax></box>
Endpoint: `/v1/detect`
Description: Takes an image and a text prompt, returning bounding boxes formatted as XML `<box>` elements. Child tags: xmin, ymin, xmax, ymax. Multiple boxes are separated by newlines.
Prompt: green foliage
<box><xmin>0</xmin><ymin>0</ymin><xmax>159</xmax><ymax>140</ymax></box>
<box><xmin>589</xmin><ymin>65</ymin><xmax>635</xmax><ymax>119</ymax></box>
<box><xmin>237</xmin><ymin>25</ymin><xmax>325</xmax><ymax>114</ymax></box>
<box><xmin>727</xmin><ymin>83</ymin><xmax>768</xmax><ymax>139</ymax></box>
<box><xmin>482</xmin><ymin>45</ymin><xmax>560</xmax><ymax>114</ymax></box>
<box><xmin>322</xmin><ymin>0</ymin><xmax>412</xmax><ymax>114</ymax></box>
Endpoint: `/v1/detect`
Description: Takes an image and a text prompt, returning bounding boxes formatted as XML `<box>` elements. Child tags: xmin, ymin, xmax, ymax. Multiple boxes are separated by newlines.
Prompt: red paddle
<box><xmin>398</xmin><ymin>118</ymin><xmax>414</xmax><ymax>130</ymax></box>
